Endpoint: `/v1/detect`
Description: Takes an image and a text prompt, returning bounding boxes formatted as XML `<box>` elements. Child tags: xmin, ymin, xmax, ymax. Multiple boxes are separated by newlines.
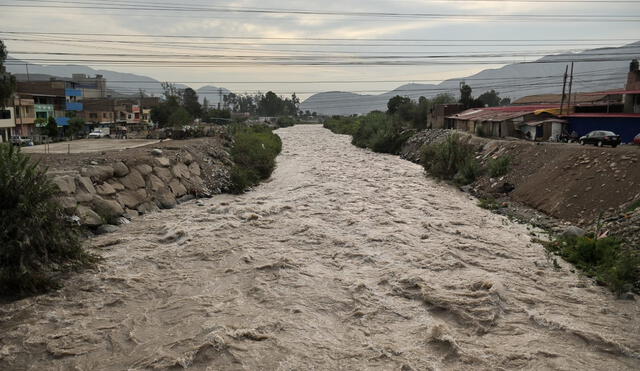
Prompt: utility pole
<box><xmin>567</xmin><ymin>62</ymin><xmax>574</xmax><ymax>115</ymax></box>
<box><xmin>218</xmin><ymin>88</ymin><xmax>222</xmax><ymax>110</ymax></box>
<box><xmin>25</xmin><ymin>63</ymin><xmax>30</xmax><ymax>81</ymax></box>
<box><xmin>559</xmin><ymin>65</ymin><xmax>568</xmax><ymax>115</ymax></box>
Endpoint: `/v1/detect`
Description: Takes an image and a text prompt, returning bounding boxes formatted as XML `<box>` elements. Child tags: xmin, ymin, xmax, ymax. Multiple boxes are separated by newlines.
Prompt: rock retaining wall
<box><xmin>51</xmin><ymin>147</ymin><xmax>224</xmax><ymax>227</ymax></box>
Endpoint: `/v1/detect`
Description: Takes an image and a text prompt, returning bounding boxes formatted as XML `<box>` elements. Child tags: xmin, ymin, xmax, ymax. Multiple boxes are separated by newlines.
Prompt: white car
<box><xmin>88</xmin><ymin>128</ymin><xmax>110</xmax><ymax>138</ymax></box>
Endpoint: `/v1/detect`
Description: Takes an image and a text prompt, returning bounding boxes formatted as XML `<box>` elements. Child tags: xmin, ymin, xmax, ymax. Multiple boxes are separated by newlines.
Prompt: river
<box><xmin>1</xmin><ymin>125</ymin><xmax>639</xmax><ymax>370</ymax></box>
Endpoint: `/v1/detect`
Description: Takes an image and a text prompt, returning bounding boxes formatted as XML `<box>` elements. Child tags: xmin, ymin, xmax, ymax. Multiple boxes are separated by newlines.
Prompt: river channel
<box><xmin>1</xmin><ymin>125</ymin><xmax>639</xmax><ymax>370</ymax></box>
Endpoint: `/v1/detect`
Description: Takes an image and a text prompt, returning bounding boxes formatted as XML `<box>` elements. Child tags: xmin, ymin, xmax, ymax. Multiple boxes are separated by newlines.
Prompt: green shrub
<box><xmin>352</xmin><ymin>112</ymin><xmax>411</xmax><ymax>154</ymax></box>
<box><xmin>228</xmin><ymin>125</ymin><xmax>282</xmax><ymax>193</ymax></box>
<box><xmin>487</xmin><ymin>155</ymin><xmax>511</xmax><ymax>178</ymax></box>
<box><xmin>545</xmin><ymin>235</ymin><xmax>639</xmax><ymax>295</ymax></box>
<box><xmin>421</xmin><ymin>133</ymin><xmax>481</xmax><ymax>185</ymax></box>
<box><xmin>478</xmin><ymin>197</ymin><xmax>502</xmax><ymax>210</ymax></box>
<box><xmin>276</xmin><ymin>116</ymin><xmax>297</xmax><ymax>128</ymax></box>
<box><xmin>323</xmin><ymin>116</ymin><xmax>360</xmax><ymax>136</ymax></box>
<box><xmin>0</xmin><ymin>144</ymin><xmax>94</xmax><ymax>297</ymax></box>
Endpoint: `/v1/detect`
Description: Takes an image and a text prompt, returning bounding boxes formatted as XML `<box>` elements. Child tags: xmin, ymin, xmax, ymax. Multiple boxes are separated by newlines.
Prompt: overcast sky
<box><xmin>1</xmin><ymin>0</ymin><xmax>639</xmax><ymax>99</ymax></box>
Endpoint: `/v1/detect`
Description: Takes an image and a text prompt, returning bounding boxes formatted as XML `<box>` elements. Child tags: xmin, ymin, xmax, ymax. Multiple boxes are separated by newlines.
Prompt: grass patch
<box><xmin>228</xmin><ymin>125</ymin><xmax>282</xmax><ymax>194</ymax></box>
<box><xmin>276</xmin><ymin>116</ymin><xmax>298</xmax><ymax>128</ymax></box>
<box><xmin>0</xmin><ymin>144</ymin><xmax>96</xmax><ymax>298</ymax></box>
<box><xmin>544</xmin><ymin>235</ymin><xmax>639</xmax><ymax>295</ymax></box>
<box><xmin>421</xmin><ymin>133</ymin><xmax>482</xmax><ymax>185</ymax></box>
<box><xmin>487</xmin><ymin>155</ymin><xmax>511</xmax><ymax>178</ymax></box>
<box><xmin>478</xmin><ymin>197</ymin><xmax>502</xmax><ymax>210</ymax></box>
<box><xmin>626</xmin><ymin>199</ymin><xmax>640</xmax><ymax>213</ymax></box>
<box><xmin>323</xmin><ymin>115</ymin><xmax>361</xmax><ymax>136</ymax></box>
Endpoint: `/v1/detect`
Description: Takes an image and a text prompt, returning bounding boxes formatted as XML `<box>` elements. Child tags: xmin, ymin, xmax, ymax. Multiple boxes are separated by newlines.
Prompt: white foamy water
<box><xmin>1</xmin><ymin>125</ymin><xmax>639</xmax><ymax>370</ymax></box>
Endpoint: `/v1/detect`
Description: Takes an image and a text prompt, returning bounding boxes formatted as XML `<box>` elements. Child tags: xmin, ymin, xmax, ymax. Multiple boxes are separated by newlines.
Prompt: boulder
<box><xmin>76</xmin><ymin>205</ymin><xmax>103</xmax><ymax>227</ymax></box>
<box><xmin>188</xmin><ymin>162</ymin><xmax>201</xmax><ymax>176</ymax></box>
<box><xmin>169</xmin><ymin>178</ymin><xmax>187</xmax><ymax>197</ymax></box>
<box><xmin>52</xmin><ymin>175</ymin><xmax>76</xmax><ymax>194</ymax></box>
<box><xmin>136</xmin><ymin>164</ymin><xmax>153</xmax><ymax>176</ymax></box>
<box><xmin>177</xmin><ymin>194</ymin><xmax>195</xmax><ymax>204</ymax></box>
<box><xmin>113</xmin><ymin>161</ymin><xmax>129</xmax><ymax>177</ymax></box>
<box><xmin>81</xmin><ymin>165</ymin><xmax>114</xmax><ymax>182</ymax></box>
<box><xmin>137</xmin><ymin>201</ymin><xmax>159</xmax><ymax>215</ymax></box>
<box><xmin>75</xmin><ymin>191</ymin><xmax>94</xmax><ymax>203</ymax></box>
<box><xmin>116</xmin><ymin>190</ymin><xmax>146</xmax><ymax>209</ymax></box>
<box><xmin>96</xmin><ymin>182</ymin><xmax>117</xmax><ymax>196</ymax></box>
<box><xmin>124</xmin><ymin>208</ymin><xmax>139</xmax><ymax>219</ymax></box>
<box><xmin>156</xmin><ymin>188</ymin><xmax>177</xmax><ymax>209</ymax></box>
<box><xmin>148</xmin><ymin>174</ymin><xmax>165</xmax><ymax>192</ymax></box>
<box><xmin>55</xmin><ymin>196</ymin><xmax>77</xmax><ymax>212</ymax></box>
<box><xmin>561</xmin><ymin>226</ymin><xmax>586</xmax><ymax>238</ymax></box>
<box><xmin>96</xmin><ymin>224</ymin><xmax>119</xmax><ymax>235</ymax></box>
<box><xmin>119</xmin><ymin>169</ymin><xmax>145</xmax><ymax>190</ymax></box>
<box><xmin>181</xmin><ymin>152</ymin><xmax>193</xmax><ymax>164</ymax></box>
<box><xmin>151</xmin><ymin>148</ymin><xmax>163</xmax><ymax>156</ymax></box>
<box><xmin>154</xmin><ymin>166</ymin><xmax>173</xmax><ymax>183</ymax></box>
<box><xmin>155</xmin><ymin>157</ymin><xmax>171</xmax><ymax>167</ymax></box>
<box><xmin>107</xmin><ymin>179</ymin><xmax>125</xmax><ymax>191</ymax></box>
<box><xmin>92</xmin><ymin>196</ymin><xmax>125</xmax><ymax>219</ymax></box>
<box><xmin>76</xmin><ymin>176</ymin><xmax>96</xmax><ymax>194</ymax></box>
<box><xmin>172</xmin><ymin>163</ymin><xmax>191</xmax><ymax>180</ymax></box>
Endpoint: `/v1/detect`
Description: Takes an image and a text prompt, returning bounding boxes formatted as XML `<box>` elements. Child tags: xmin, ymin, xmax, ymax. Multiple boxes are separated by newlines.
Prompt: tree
<box><xmin>161</xmin><ymin>82</ymin><xmax>181</xmax><ymax>101</ymax></box>
<box><xmin>387</xmin><ymin>95</ymin><xmax>411</xmax><ymax>114</ymax></box>
<box><xmin>477</xmin><ymin>90</ymin><xmax>502</xmax><ymax>107</ymax></box>
<box><xmin>182</xmin><ymin>88</ymin><xmax>201</xmax><ymax>118</ymax></box>
<box><xmin>151</xmin><ymin>95</ymin><xmax>180</xmax><ymax>127</ymax></box>
<box><xmin>258</xmin><ymin>91</ymin><xmax>284</xmax><ymax>116</ymax></box>
<box><xmin>68</xmin><ymin>117</ymin><xmax>85</xmax><ymax>138</ymax></box>
<box><xmin>46</xmin><ymin>116</ymin><xmax>58</xmax><ymax>138</ymax></box>
<box><xmin>0</xmin><ymin>40</ymin><xmax>16</xmax><ymax>108</ymax></box>
<box><xmin>459</xmin><ymin>83</ymin><xmax>474</xmax><ymax>109</ymax></box>
<box><xmin>167</xmin><ymin>107</ymin><xmax>192</xmax><ymax>128</ymax></box>
<box><xmin>432</xmin><ymin>93</ymin><xmax>457</xmax><ymax>105</ymax></box>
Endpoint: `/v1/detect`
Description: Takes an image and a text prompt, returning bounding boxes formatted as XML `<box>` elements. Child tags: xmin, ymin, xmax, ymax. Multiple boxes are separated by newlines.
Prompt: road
<box><xmin>1</xmin><ymin>125</ymin><xmax>639</xmax><ymax>370</ymax></box>
<box><xmin>22</xmin><ymin>139</ymin><xmax>161</xmax><ymax>154</ymax></box>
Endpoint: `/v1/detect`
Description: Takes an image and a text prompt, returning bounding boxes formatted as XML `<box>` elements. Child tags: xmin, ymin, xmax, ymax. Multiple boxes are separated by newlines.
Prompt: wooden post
<box><xmin>560</xmin><ymin>65</ymin><xmax>568</xmax><ymax>115</ymax></box>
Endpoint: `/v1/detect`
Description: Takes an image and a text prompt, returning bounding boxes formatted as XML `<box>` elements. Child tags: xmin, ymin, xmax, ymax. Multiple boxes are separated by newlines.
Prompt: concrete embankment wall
<box><xmin>50</xmin><ymin>148</ymin><xmax>229</xmax><ymax>227</ymax></box>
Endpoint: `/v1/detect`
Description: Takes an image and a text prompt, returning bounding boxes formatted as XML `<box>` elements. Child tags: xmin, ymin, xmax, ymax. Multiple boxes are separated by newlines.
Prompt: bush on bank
<box><xmin>323</xmin><ymin>112</ymin><xmax>413</xmax><ymax>155</ymax></box>
<box><xmin>0</xmin><ymin>144</ymin><xmax>95</xmax><ymax>297</ymax></box>
<box><xmin>228</xmin><ymin>125</ymin><xmax>282</xmax><ymax>194</ymax></box>
<box><xmin>421</xmin><ymin>133</ymin><xmax>482</xmax><ymax>185</ymax></box>
<box><xmin>544</xmin><ymin>235</ymin><xmax>639</xmax><ymax>295</ymax></box>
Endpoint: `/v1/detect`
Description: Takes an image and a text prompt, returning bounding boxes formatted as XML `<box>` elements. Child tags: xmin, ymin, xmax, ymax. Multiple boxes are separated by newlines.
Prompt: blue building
<box><xmin>566</xmin><ymin>113</ymin><xmax>640</xmax><ymax>143</ymax></box>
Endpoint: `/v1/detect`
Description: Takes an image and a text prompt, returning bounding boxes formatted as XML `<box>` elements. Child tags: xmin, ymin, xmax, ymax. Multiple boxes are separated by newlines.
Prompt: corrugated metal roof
<box><xmin>582</xmin><ymin>89</ymin><xmax>640</xmax><ymax>96</ymax></box>
<box><xmin>565</xmin><ymin>113</ymin><xmax>640</xmax><ymax>118</ymax></box>
<box><xmin>513</xmin><ymin>93</ymin><xmax>620</xmax><ymax>105</ymax></box>
<box><xmin>446</xmin><ymin>105</ymin><xmax>558</xmax><ymax>122</ymax></box>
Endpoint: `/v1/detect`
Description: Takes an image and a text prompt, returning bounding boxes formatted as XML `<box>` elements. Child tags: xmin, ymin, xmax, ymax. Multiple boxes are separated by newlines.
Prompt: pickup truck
<box><xmin>88</xmin><ymin>128</ymin><xmax>111</xmax><ymax>139</ymax></box>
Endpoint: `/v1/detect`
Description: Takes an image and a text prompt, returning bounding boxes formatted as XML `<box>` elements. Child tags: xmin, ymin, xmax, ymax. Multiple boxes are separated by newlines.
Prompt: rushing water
<box><xmin>1</xmin><ymin>125</ymin><xmax>639</xmax><ymax>370</ymax></box>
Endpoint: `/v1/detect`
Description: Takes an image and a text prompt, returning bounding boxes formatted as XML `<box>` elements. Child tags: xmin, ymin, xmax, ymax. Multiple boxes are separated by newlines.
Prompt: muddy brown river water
<box><xmin>1</xmin><ymin>125</ymin><xmax>639</xmax><ymax>370</ymax></box>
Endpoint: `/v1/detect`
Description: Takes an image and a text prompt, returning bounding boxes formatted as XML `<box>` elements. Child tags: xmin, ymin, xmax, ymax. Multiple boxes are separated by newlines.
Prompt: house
<box><xmin>81</xmin><ymin>97</ymin><xmax>159</xmax><ymax>125</ymax></box>
<box><xmin>13</xmin><ymin>96</ymin><xmax>36</xmax><ymax>137</ymax></box>
<box><xmin>16</xmin><ymin>79</ymin><xmax>84</xmax><ymax>131</ymax></box>
<box><xmin>445</xmin><ymin>105</ymin><xmax>563</xmax><ymax>141</ymax></box>
<box><xmin>428</xmin><ymin>103</ymin><xmax>464</xmax><ymax>129</ymax></box>
<box><xmin>0</xmin><ymin>106</ymin><xmax>16</xmax><ymax>143</ymax></box>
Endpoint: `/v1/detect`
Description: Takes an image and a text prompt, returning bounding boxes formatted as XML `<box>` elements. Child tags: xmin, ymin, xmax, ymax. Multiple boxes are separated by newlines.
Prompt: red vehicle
<box><xmin>634</xmin><ymin>133</ymin><xmax>640</xmax><ymax>145</ymax></box>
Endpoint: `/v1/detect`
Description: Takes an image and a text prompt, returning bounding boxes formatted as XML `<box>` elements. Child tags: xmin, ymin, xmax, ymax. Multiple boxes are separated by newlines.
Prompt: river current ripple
<box><xmin>1</xmin><ymin>125</ymin><xmax>639</xmax><ymax>370</ymax></box>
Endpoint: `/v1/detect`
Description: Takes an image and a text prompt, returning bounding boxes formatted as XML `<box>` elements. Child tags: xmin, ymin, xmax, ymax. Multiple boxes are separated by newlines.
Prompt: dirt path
<box><xmin>1</xmin><ymin>125</ymin><xmax>639</xmax><ymax>370</ymax></box>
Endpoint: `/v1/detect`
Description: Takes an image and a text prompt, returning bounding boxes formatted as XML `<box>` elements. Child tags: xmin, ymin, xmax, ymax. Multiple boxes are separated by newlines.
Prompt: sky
<box><xmin>1</xmin><ymin>0</ymin><xmax>639</xmax><ymax>99</ymax></box>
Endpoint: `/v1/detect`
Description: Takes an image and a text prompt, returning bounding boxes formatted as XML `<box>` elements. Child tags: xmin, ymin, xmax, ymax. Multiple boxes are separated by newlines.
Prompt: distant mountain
<box><xmin>300</xmin><ymin>41</ymin><xmax>640</xmax><ymax>115</ymax></box>
<box><xmin>5</xmin><ymin>56</ymin><xmax>190</xmax><ymax>97</ymax></box>
<box><xmin>196</xmin><ymin>85</ymin><xmax>232</xmax><ymax>107</ymax></box>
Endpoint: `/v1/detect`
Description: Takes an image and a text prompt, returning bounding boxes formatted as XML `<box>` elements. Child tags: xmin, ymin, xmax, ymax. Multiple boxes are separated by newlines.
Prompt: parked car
<box><xmin>10</xmin><ymin>135</ymin><xmax>34</xmax><ymax>146</ymax></box>
<box><xmin>579</xmin><ymin>130</ymin><xmax>621</xmax><ymax>148</ymax></box>
<box><xmin>88</xmin><ymin>128</ymin><xmax>111</xmax><ymax>139</ymax></box>
<box><xmin>634</xmin><ymin>133</ymin><xmax>640</xmax><ymax>145</ymax></box>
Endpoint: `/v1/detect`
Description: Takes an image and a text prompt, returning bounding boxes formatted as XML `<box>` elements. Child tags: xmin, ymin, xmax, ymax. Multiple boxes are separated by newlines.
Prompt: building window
<box><xmin>0</xmin><ymin>110</ymin><xmax>11</xmax><ymax>119</ymax></box>
<box><xmin>90</xmin><ymin>113</ymin><xmax>98</xmax><ymax>119</ymax></box>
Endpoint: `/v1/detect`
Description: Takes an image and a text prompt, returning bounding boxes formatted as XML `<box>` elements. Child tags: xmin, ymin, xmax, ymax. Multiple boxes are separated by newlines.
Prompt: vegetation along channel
<box><xmin>0</xmin><ymin>125</ymin><xmax>638</xmax><ymax>370</ymax></box>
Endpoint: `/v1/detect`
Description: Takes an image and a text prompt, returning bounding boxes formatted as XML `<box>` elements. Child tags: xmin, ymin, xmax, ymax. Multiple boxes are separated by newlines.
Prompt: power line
<box><xmin>2</xmin><ymin>3</ymin><xmax>640</xmax><ymax>22</ymax></box>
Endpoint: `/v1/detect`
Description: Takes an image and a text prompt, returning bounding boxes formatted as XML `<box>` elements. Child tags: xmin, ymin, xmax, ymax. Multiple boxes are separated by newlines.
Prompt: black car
<box><xmin>579</xmin><ymin>130</ymin><xmax>621</xmax><ymax>148</ymax></box>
